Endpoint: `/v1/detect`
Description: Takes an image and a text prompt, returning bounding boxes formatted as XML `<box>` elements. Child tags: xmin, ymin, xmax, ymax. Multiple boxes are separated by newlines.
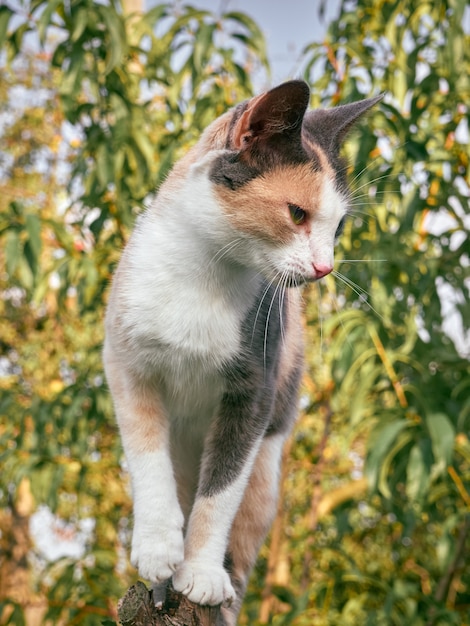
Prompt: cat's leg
<box><xmin>172</xmin><ymin>442</ymin><xmax>262</xmax><ymax>607</ymax></box>
<box><xmin>172</xmin><ymin>386</ymin><xmax>268</xmax><ymax>607</ymax></box>
<box><xmin>220</xmin><ymin>432</ymin><xmax>285</xmax><ymax>625</ymax></box>
<box><xmin>103</xmin><ymin>348</ymin><xmax>185</xmax><ymax>583</ymax></box>
<box><xmin>220</xmin><ymin>351</ymin><xmax>303</xmax><ymax>623</ymax></box>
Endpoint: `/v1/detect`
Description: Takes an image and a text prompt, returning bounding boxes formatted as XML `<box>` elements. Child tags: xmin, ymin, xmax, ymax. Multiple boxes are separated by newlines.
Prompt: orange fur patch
<box><xmin>184</xmin><ymin>496</ymin><xmax>218</xmax><ymax>557</ymax></box>
<box><xmin>227</xmin><ymin>435</ymin><xmax>284</xmax><ymax>580</ymax></box>
<box><xmin>104</xmin><ymin>351</ymin><xmax>168</xmax><ymax>455</ymax></box>
<box><xmin>213</xmin><ymin>161</ymin><xmax>331</xmax><ymax>244</ymax></box>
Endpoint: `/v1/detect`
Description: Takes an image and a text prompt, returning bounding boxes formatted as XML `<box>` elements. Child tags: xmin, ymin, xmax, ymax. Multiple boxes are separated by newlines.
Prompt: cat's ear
<box><xmin>231</xmin><ymin>80</ymin><xmax>310</xmax><ymax>151</ymax></box>
<box><xmin>302</xmin><ymin>94</ymin><xmax>383</xmax><ymax>155</ymax></box>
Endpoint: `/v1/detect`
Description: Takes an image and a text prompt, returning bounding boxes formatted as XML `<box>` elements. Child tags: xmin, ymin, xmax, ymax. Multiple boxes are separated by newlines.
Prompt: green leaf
<box><xmin>23</xmin><ymin>240</ymin><xmax>38</xmax><ymax>278</ymax></box>
<box><xmin>141</xmin><ymin>4</ymin><xmax>168</xmax><ymax>28</ymax></box>
<box><xmin>95</xmin><ymin>143</ymin><xmax>114</xmax><ymax>189</ymax></box>
<box><xmin>193</xmin><ymin>21</ymin><xmax>215</xmax><ymax>74</ymax></box>
<box><xmin>5</xmin><ymin>603</ymin><xmax>26</xmax><ymax>626</ymax></box>
<box><xmin>365</xmin><ymin>419</ymin><xmax>410</xmax><ymax>491</ymax></box>
<box><xmin>99</xmin><ymin>5</ymin><xmax>127</xmax><ymax>74</ymax></box>
<box><xmin>37</xmin><ymin>0</ymin><xmax>62</xmax><ymax>45</ymax></box>
<box><xmin>5</xmin><ymin>229</ymin><xmax>21</xmax><ymax>276</ymax></box>
<box><xmin>70</xmin><ymin>6</ymin><xmax>88</xmax><ymax>43</ymax></box>
<box><xmin>426</xmin><ymin>412</ymin><xmax>455</xmax><ymax>472</ymax></box>
<box><xmin>132</xmin><ymin>128</ymin><xmax>155</xmax><ymax>170</ymax></box>
<box><xmin>25</xmin><ymin>213</ymin><xmax>41</xmax><ymax>258</ymax></box>
<box><xmin>406</xmin><ymin>439</ymin><xmax>432</xmax><ymax>504</ymax></box>
<box><xmin>0</xmin><ymin>6</ymin><xmax>13</xmax><ymax>45</ymax></box>
<box><xmin>224</xmin><ymin>10</ymin><xmax>269</xmax><ymax>69</ymax></box>
<box><xmin>59</xmin><ymin>48</ymin><xmax>84</xmax><ymax>97</ymax></box>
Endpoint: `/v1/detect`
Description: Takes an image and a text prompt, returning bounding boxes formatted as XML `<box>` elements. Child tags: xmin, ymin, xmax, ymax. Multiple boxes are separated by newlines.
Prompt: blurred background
<box><xmin>0</xmin><ymin>1</ymin><xmax>469</xmax><ymax>624</ymax></box>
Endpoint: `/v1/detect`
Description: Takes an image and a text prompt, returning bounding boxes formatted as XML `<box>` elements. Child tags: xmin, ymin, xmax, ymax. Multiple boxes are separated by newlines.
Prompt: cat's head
<box><xmin>191</xmin><ymin>80</ymin><xmax>381</xmax><ymax>285</ymax></box>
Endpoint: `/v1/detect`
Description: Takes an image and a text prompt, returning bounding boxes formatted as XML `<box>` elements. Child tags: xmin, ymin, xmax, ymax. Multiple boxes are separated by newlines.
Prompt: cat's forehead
<box><xmin>227</xmin><ymin>161</ymin><xmax>337</xmax><ymax>211</ymax></box>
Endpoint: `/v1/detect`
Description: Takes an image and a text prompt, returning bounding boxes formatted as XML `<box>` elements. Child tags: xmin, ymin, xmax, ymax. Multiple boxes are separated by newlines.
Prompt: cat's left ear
<box><xmin>231</xmin><ymin>80</ymin><xmax>310</xmax><ymax>151</ymax></box>
<box><xmin>302</xmin><ymin>94</ymin><xmax>383</xmax><ymax>155</ymax></box>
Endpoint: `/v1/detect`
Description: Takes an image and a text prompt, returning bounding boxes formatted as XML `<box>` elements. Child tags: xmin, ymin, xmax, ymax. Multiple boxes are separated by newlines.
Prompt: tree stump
<box><xmin>117</xmin><ymin>581</ymin><xmax>223</xmax><ymax>626</ymax></box>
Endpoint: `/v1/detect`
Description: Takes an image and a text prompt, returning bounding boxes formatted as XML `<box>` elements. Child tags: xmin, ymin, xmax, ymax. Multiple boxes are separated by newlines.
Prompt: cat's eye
<box><xmin>335</xmin><ymin>216</ymin><xmax>346</xmax><ymax>239</ymax></box>
<box><xmin>288</xmin><ymin>203</ymin><xmax>306</xmax><ymax>226</ymax></box>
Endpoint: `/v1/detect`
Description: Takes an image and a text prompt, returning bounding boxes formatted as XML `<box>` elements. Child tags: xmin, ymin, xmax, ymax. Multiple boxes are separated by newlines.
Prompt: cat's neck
<box><xmin>122</xmin><ymin>199</ymin><xmax>264</xmax><ymax>373</ymax></box>
<box><xmin>133</xmin><ymin>200</ymin><xmax>263</xmax><ymax>308</ymax></box>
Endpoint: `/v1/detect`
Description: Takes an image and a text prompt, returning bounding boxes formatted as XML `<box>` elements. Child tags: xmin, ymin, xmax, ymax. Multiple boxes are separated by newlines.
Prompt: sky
<box><xmin>151</xmin><ymin>0</ymin><xmax>341</xmax><ymax>84</ymax></box>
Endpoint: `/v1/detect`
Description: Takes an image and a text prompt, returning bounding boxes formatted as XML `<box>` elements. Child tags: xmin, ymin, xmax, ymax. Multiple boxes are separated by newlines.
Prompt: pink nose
<box><xmin>313</xmin><ymin>263</ymin><xmax>333</xmax><ymax>279</ymax></box>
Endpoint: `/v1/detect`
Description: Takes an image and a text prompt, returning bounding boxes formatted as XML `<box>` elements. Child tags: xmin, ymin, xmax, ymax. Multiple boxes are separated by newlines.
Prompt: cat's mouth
<box><xmin>273</xmin><ymin>272</ymin><xmax>317</xmax><ymax>288</ymax></box>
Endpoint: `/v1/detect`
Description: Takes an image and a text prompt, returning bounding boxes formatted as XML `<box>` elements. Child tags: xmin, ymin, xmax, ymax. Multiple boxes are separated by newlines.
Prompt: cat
<box><xmin>103</xmin><ymin>80</ymin><xmax>380</xmax><ymax>624</ymax></box>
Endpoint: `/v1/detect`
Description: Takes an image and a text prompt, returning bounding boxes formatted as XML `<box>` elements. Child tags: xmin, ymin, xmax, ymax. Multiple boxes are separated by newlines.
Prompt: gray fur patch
<box><xmin>198</xmin><ymin>280</ymin><xmax>287</xmax><ymax>497</ymax></box>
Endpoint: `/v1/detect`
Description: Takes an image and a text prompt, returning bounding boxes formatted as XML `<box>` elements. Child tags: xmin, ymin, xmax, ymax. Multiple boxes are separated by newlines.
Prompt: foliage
<box><xmin>0</xmin><ymin>2</ymin><xmax>267</xmax><ymax>624</ymax></box>
<box><xmin>242</xmin><ymin>0</ymin><xmax>470</xmax><ymax>624</ymax></box>
<box><xmin>0</xmin><ymin>0</ymin><xmax>469</xmax><ymax>625</ymax></box>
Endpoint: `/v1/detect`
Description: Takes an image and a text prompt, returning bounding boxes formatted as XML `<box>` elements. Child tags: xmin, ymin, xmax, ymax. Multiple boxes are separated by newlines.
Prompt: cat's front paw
<box><xmin>172</xmin><ymin>560</ymin><xmax>236</xmax><ymax>607</ymax></box>
<box><xmin>131</xmin><ymin>522</ymin><xmax>184</xmax><ymax>583</ymax></box>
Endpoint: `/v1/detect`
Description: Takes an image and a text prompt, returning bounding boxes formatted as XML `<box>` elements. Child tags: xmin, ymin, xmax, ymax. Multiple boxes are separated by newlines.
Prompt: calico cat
<box><xmin>103</xmin><ymin>80</ymin><xmax>380</xmax><ymax>624</ymax></box>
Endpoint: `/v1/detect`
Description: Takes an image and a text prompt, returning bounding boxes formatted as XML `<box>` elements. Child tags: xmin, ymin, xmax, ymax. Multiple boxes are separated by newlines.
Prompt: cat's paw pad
<box><xmin>131</xmin><ymin>523</ymin><xmax>184</xmax><ymax>583</ymax></box>
<box><xmin>172</xmin><ymin>560</ymin><xmax>236</xmax><ymax>607</ymax></box>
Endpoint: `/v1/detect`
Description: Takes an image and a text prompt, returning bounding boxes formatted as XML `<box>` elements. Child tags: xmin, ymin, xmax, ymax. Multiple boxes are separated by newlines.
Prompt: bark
<box><xmin>117</xmin><ymin>581</ymin><xmax>223</xmax><ymax>626</ymax></box>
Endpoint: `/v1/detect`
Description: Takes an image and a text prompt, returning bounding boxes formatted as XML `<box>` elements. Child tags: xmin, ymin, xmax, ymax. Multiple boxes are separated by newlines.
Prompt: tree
<box><xmin>245</xmin><ymin>1</ymin><xmax>470</xmax><ymax>624</ymax></box>
<box><xmin>0</xmin><ymin>2</ymin><xmax>267</xmax><ymax>624</ymax></box>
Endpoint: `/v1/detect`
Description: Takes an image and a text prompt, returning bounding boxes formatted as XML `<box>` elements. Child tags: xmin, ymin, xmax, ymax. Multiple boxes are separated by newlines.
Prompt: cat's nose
<box><xmin>313</xmin><ymin>263</ymin><xmax>333</xmax><ymax>279</ymax></box>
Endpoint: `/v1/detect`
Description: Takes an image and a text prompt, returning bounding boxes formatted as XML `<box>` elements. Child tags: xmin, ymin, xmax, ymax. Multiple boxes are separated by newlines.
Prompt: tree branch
<box><xmin>117</xmin><ymin>581</ymin><xmax>223</xmax><ymax>626</ymax></box>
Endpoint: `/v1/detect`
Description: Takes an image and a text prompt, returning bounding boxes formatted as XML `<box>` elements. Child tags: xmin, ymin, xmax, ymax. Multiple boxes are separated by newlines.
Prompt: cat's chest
<box><xmin>131</xmin><ymin>286</ymin><xmax>246</xmax><ymax>419</ymax></box>
<box><xmin>141</xmin><ymin>283</ymin><xmax>244</xmax><ymax>362</ymax></box>
<box><xmin>128</xmin><ymin>268</ymin><xmax>248</xmax><ymax>373</ymax></box>
<box><xmin>124</xmin><ymin>220</ymin><xmax>255</xmax><ymax>368</ymax></box>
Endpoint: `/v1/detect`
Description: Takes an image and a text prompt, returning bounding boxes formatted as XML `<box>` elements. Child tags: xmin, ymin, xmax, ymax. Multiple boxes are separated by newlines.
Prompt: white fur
<box><xmin>129</xmin><ymin>450</ymin><xmax>185</xmax><ymax>582</ymax></box>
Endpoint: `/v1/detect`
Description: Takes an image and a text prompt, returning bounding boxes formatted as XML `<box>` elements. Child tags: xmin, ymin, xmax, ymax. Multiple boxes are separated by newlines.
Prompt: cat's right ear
<box><xmin>231</xmin><ymin>80</ymin><xmax>310</xmax><ymax>152</ymax></box>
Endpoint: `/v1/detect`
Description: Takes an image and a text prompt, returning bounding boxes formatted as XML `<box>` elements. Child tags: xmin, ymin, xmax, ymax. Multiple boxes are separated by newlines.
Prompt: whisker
<box><xmin>348</xmin><ymin>195</ymin><xmax>402</xmax><ymax>210</ymax></box>
<box><xmin>349</xmin><ymin>194</ymin><xmax>403</xmax><ymax>208</ymax></box>
<box><xmin>278</xmin><ymin>270</ymin><xmax>289</xmax><ymax>349</ymax></box>
<box><xmin>348</xmin><ymin>208</ymin><xmax>378</xmax><ymax>219</ymax></box>
<box><xmin>348</xmin><ymin>160</ymin><xmax>385</xmax><ymax>186</ymax></box>
<box><xmin>351</xmin><ymin>189</ymin><xmax>401</xmax><ymax>198</ymax></box>
<box><xmin>349</xmin><ymin>161</ymin><xmax>393</xmax><ymax>186</ymax></box>
<box><xmin>347</xmin><ymin>139</ymin><xmax>409</xmax><ymax>187</ymax></box>
<box><xmin>209</xmin><ymin>238</ymin><xmax>243</xmax><ymax>267</ymax></box>
<box><xmin>333</xmin><ymin>270</ymin><xmax>369</xmax><ymax>297</ymax></box>
<box><xmin>328</xmin><ymin>287</ymin><xmax>356</xmax><ymax>354</ymax></box>
<box><xmin>333</xmin><ymin>270</ymin><xmax>384</xmax><ymax>322</ymax></box>
<box><xmin>352</xmin><ymin>173</ymin><xmax>393</xmax><ymax>195</ymax></box>
<box><xmin>251</xmin><ymin>272</ymin><xmax>280</xmax><ymax>346</ymax></box>
<box><xmin>190</xmin><ymin>238</ymin><xmax>244</xmax><ymax>281</ymax></box>
<box><xmin>338</xmin><ymin>259</ymin><xmax>388</xmax><ymax>263</ymax></box>
<box><xmin>264</xmin><ymin>271</ymin><xmax>284</xmax><ymax>372</ymax></box>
